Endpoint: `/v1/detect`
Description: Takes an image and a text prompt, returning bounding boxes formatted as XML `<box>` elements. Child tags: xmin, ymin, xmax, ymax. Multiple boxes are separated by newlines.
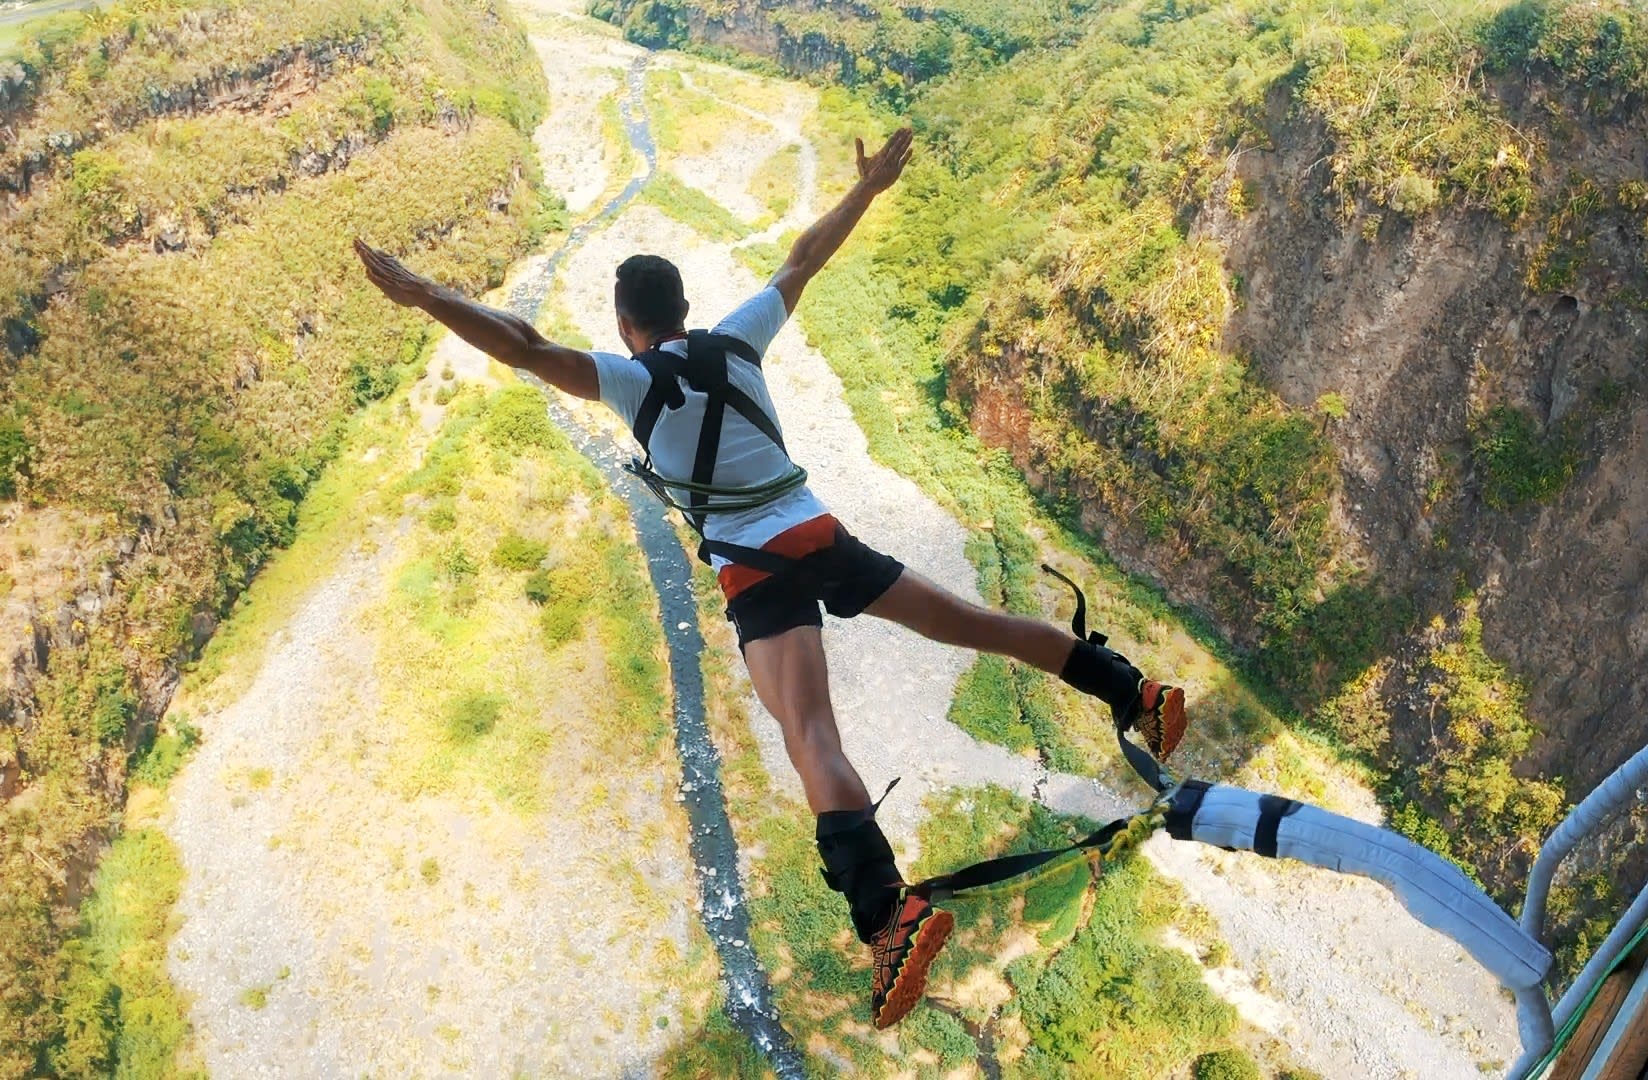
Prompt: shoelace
<box><xmin>871</xmin><ymin>900</ymin><xmax>917</xmax><ymax>997</ymax></box>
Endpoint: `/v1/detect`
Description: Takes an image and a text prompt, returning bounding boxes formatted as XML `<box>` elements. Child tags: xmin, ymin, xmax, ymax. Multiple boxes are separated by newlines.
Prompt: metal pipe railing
<box><xmin>1505</xmin><ymin>742</ymin><xmax>1648</xmax><ymax>1079</ymax></box>
<box><xmin>1522</xmin><ymin>744</ymin><xmax>1648</xmax><ymax>939</ymax></box>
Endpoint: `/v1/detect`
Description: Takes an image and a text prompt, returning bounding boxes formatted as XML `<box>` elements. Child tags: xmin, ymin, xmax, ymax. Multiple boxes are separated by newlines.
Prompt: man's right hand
<box><xmin>855</xmin><ymin>128</ymin><xmax>915</xmax><ymax>195</ymax></box>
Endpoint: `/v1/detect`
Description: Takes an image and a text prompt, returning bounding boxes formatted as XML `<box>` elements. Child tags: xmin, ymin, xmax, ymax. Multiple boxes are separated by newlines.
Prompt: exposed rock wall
<box><xmin>1199</xmin><ymin>82</ymin><xmax>1648</xmax><ymax>793</ymax></box>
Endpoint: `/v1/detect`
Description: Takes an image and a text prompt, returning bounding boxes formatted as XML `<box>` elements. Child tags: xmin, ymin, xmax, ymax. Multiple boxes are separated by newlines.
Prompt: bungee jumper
<box><xmin>354</xmin><ymin>127</ymin><xmax>1191</xmax><ymax>1029</ymax></box>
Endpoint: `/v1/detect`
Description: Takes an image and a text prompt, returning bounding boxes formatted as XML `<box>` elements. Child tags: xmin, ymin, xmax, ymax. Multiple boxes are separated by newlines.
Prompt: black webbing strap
<box><xmin>686</xmin><ymin>346</ymin><xmax>728</xmax><ymax>534</ymax></box>
<box><xmin>913</xmin><ymin>817</ymin><xmax>1134</xmax><ymax>903</ymax></box>
<box><xmin>1253</xmin><ymin>794</ymin><xmax>1302</xmax><ymax>858</ymax></box>
<box><xmin>698</xmin><ymin>538</ymin><xmax>795</xmax><ymax>576</ymax></box>
<box><xmin>1044</xmin><ymin>564</ymin><xmax>1173</xmax><ymax>793</ymax></box>
<box><xmin>632</xmin><ymin>349</ymin><xmax>684</xmax><ymax>451</ymax></box>
<box><xmin>630</xmin><ymin>331</ymin><xmax>770</xmax><ymax>453</ymax></box>
<box><xmin>630</xmin><ymin>330</ymin><xmax>794</xmax><ymax>551</ymax></box>
<box><xmin>1043</xmin><ymin>563</ymin><xmax>1107</xmax><ymax>647</ymax></box>
<box><xmin>1119</xmin><ymin>726</ymin><xmax>1174</xmax><ymax>793</ymax></box>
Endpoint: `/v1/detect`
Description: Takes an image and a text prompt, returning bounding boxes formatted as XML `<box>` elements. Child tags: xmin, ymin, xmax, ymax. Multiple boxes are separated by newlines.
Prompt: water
<box><xmin>502</xmin><ymin>53</ymin><xmax>805</xmax><ymax>1078</ymax></box>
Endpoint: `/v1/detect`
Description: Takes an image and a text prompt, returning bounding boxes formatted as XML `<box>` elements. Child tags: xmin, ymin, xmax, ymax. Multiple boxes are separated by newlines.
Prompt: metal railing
<box><xmin>1505</xmin><ymin>742</ymin><xmax>1648</xmax><ymax>1079</ymax></box>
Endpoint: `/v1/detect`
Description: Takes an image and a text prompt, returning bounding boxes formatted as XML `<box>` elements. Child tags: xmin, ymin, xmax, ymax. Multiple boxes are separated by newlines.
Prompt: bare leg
<box><xmin>742</xmin><ymin>624</ymin><xmax>871</xmax><ymax>813</ymax></box>
<box><xmin>863</xmin><ymin>568</ymin><xmax>1077</xmax><ymax>674</ymax></box>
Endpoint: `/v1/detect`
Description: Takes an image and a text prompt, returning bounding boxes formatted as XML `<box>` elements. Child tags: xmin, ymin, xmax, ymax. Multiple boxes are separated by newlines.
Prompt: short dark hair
<box><xmin>615</xmin><ymin>255</ymin><xmax>687</xmax><ymax>335</ymax></box>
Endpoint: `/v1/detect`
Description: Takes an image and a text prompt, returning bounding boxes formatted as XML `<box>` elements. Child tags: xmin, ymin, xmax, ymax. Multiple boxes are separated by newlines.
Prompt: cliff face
<box><xmin>601</xmin><ymin>0</ymin><xmax>1052</xmax><ymax>85</ymax></box>
<box><xmin>1200</xmin><ymin>79</ymin><xmax>1648</xmax><ymax>791</ymax></box>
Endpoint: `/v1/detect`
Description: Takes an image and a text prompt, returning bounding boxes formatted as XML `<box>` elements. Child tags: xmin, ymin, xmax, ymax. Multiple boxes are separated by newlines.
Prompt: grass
<box><xmin>749</xmin><ymin>144</ymin><xmax>801</xmax><ymax>225</ymax></box>
<box><xmin>50</xmin><ymin>811</ymin><xmax>203</xmax><ymax>1079</ymax></box>
<box><xmin>642</xmin><ymin>169</ymin><xmax>751</xmax><ymax>242</ymax></box>
<box><xmin>366</xmin><ymin>384</ymin><xmax>674</xmax><ymax>815</ymax></box>
<box><xmin>645</xmin><ymin>66</ymin><xmax>747</xmax><ymax>159</ymax></box>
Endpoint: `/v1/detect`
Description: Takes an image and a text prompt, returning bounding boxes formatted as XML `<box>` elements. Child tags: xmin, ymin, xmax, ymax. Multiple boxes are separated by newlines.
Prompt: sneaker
<box><xmin>1135</xmin><ymin>680</ymin><xmax>1187</xmax><ymax>760</ymax></box>
<box><xmin>869</xmin><ymin>890</ymin><xmax>954</xmax><ymax>1029</ymax></box>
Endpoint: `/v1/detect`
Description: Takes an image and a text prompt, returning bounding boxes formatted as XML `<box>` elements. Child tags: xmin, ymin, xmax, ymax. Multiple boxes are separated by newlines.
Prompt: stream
<box><xmin>501</xmin><ymin>54</ymin><xmax>805</xmax><ymax>1077</ymax></box>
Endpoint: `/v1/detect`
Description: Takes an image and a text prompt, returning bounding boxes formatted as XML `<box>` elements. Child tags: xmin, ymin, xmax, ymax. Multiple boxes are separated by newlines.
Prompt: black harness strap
<box><xmin>723</xmin><ymin>384</ymin><xmax>786</xmax><ymax>453</ymax></box>
<box><xmin>1043</xmin><ymin>563</ymin><xmax>1107</xmax><ymax>648</ymax></box>
<box><xmin>913</xmin><ymin>817</ymin><xmax>1134</xmax><ymax>903</ymax></box>
<box><xmin>628</xmin><ymin>330</ymin><xmax>805</xmax><ymax>569</ymax></box>
<box><xmin>686</xmin><ymin>343</ymin><xmax>729</xmax><ymax>535</ymax></box>
<box><xmin>1044</xmin><ymin>565</ymin><xmax>1175</xmax><ymax>794</ymax></box>
<box><xmin>631</xmin><ymin>351</ymin><xmax>681</xmax><ymax>451</ymax></box>
<box><xmin>1253</xmin><ymin>794</ymin><xmax>1302</xmax><ymax>858</ymax></box>
<box><xmin>698</xmin><ymin>538</ymin><xmax>795</xmax><ymax>576</ymax></box>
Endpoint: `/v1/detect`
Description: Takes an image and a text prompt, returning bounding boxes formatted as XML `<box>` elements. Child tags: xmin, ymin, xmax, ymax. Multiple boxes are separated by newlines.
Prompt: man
<box><xmin>354</xmin><ymin>128</ymin><xmax>1188</xmax><ymax>1029</ymax></box>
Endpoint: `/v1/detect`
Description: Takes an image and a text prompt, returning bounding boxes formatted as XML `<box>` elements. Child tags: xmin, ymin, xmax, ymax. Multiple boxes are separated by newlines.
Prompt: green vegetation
<box><xmin>50</xmin><ymin>823</ymin><xmax>201</xmax><ymax>1080</ymax></box>
<box><xmin>492</xmin><ymin>533</ymin><xmax>549</xmax><ymax>570</ymax></box>
<box><xmin>604</xmin><ymin>0</ymin><xmax>1105</xmax><ymax>95</ymax></box>
<box><xmin>0</xmin><ymin>0</ymin><xmax>551</xmax><ymax>1069</ymax></box>
<box><xmin>749</xmin><ymin>144</ymin><xmax>801</xmax><ymax>224</ymax></box>
<box><xmin>1194</xmin><ymin>1049</ymin><xmax>1262</xmax><ymax>1080</ymax></box>
<box><xmin>642</xmin><ymin>171</ymin><xmax>750</xmax><ymax>241</ymax></box>
<box><xmin>1470</xmin><ymin>405</ymin><xmax>1578</xmax><ymax>510</ymax></box>
<box><xmin>655</xmin><ymin>1004</ymin><xmax>771</xmax><ymax>1079</ymax></box>
<box><xmin>917</xmin><ymin>789</ymin><xmax>1240</xmax><ymax>1077</ymax></box>
<box><xmin>373</xmin><ymin>386</ymin><xmax>671</xmax><ymax>813</ymax></box>
<box><xmin>1404</xmin><ymin>601</ymin><xmax>1566</xmax><ymax>884</ymax></box>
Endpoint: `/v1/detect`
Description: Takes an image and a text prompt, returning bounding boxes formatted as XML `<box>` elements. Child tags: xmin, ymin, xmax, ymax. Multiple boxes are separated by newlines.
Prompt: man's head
<box><xmin>614</xmin><ymin>254</ymin><xmax>688</xmax><ymax>353</ymax></box>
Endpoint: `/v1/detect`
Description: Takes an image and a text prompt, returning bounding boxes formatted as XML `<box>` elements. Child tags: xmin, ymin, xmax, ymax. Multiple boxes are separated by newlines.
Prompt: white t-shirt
<box><xmin>592</xmin><ymin>286</ymin><xmax>830</xmax><ymax>566</ymax></box>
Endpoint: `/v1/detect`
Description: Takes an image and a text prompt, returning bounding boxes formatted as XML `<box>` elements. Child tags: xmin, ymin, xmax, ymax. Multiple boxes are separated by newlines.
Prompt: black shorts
<box><xmin>725</xmin><ymin>523</ymin><xmax>904</xmax><ymax>649</ymax></box>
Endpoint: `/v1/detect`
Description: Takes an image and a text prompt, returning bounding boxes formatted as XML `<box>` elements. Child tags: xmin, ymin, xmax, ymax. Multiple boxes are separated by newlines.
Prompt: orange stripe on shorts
<box><xmin>716</xmin><ymin>513</ymin><xmax>839</xmax><ymax>602</ymax></box>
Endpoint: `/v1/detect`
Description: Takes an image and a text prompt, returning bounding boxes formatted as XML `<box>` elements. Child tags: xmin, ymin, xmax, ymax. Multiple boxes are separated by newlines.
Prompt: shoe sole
<box><xmin>873</xmin><ymin>908</ymin><xmax>955</xmax><ymax>1030</ymax></box>
<box><xmin>1155</xmin><ymin>686</ymin><xmax>1187</xmax><ymax>759</ymax></box>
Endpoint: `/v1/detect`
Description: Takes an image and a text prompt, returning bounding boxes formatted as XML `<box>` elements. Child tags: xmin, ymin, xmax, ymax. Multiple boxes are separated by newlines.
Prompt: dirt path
<box><xmin>538</xmin><ymin>24</ymin><xmax>1523</xmax><ymax>1080</ymax></box>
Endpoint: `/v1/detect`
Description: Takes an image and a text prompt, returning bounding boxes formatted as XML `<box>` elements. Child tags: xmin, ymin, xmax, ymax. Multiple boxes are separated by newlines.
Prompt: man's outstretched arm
<box><xmin>770</xmin><ymin>127</ymin><xmax>914</xmax><ymax>315</ymax></box>
<box><xmin>353</xmin><ymin>239</ymin><xmax>599</xmax><ymax>400</ymax></box>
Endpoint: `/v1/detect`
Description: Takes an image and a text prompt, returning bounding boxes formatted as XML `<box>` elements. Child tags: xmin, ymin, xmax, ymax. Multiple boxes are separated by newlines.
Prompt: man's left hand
<box><xmin>354</xmin><ymin>238</ymin><xmax>436</xmax><ymax>308</ymax></box>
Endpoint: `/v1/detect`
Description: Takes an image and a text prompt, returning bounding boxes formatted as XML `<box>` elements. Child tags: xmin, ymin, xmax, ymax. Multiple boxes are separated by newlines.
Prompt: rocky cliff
<box><xmin>1205</xmin><ymin>77</ymin><xmax>1647</xmax><ymax>794</ymax></box>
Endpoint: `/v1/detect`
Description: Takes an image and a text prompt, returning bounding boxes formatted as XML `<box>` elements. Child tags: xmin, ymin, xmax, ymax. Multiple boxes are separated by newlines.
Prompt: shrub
<box><xmin>1194</xmin><ymin>1048</ymin><xmax>1261</xmax><ymax>1080</ymax></box>
<box><xmin>0</xmin><ymin>419</ymin><xmax>27</xmax><ymax>499</ymax></box>
<box><xmin>349</xmin><ymin>355</ymin><xmax>403</xmax><ymax>406</ymax></box>
<box><xmin>523</xmin><ymin>568</ymin><xmax>553</xmax><ymax>605</ymax></box>
<box><xmin>1470</xmin><ymin>405</ymin><xmax>1577</xmax><ymax>510</ymax></box>
<box><xmin>480</xmin><ymin>384</ymin><xmax>559</xmax><ymax>451</ymax></box>
<box><xmin>492</xmin><ymin>533</ymin><xmax>548</xmax><ymax>570</ymax></box>
<box><xmin>130</xmin><ymin>716</ymin><xmax>202</xmax><ymax>786</ymax></box>
<box><xmin>1280</xmin><ymin>1067</ymin><xmax>1327</xmax><ymax>1080</ymax></box>
<box><xmin>1388</xmin><ymin>172</ymin><xmax>1441</xmax><ymax>216</ymax></box>
<box><xmin>439</xmin><ymin>543</ymin><xmax>477</xmax><ymax>582</ymax></box>
<box><xmin>443</xmin><ymin>692</ymin><xmax>503</xmax><ymax>742</ymax></box>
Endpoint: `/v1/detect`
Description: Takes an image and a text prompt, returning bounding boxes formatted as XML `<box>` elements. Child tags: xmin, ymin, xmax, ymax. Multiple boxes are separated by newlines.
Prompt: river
<box><xmin>501</xmin><ymin>54</ymin><xmax>806</xmax><ymax>1077</ymax></box>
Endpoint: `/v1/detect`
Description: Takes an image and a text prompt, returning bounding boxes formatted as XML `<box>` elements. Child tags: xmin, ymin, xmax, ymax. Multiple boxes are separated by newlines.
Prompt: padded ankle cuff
<box><xmin>1059</xmin><ymin>640</ymin><xmax>1141</xmax><ymax>708</ymax></box>
<box><xmin>816</xmin><ymin>817</ymin><xmax>902</xmax><ymax>943</ymax></box>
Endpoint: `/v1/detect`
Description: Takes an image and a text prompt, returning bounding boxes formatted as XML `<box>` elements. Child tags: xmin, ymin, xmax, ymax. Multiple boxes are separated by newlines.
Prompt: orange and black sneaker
<box><xmin>869</xmin><ymin>890</ymin><xmax>954</xmax><ymax>1029</ymax></box>
<box><xmin>1135</xmin><ymin>679</ymin><xmax>1188</xmax><ymax>760</ymax></box>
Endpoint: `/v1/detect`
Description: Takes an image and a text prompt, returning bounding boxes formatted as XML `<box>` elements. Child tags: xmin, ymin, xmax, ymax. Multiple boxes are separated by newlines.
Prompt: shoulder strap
<box><xmin>685</xmin><ymin>335</ymin><xmax>729</xmax><ymax>534</ymax></box>
<box><xmin>631</xmin><ymin>347</ymin><xmax>685</xmax><ymax>451</ymax></box>
<box><xmin>693</xmin><ymin>329</ymin><xmax>762</xmax><ymax>368</ymax></box>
